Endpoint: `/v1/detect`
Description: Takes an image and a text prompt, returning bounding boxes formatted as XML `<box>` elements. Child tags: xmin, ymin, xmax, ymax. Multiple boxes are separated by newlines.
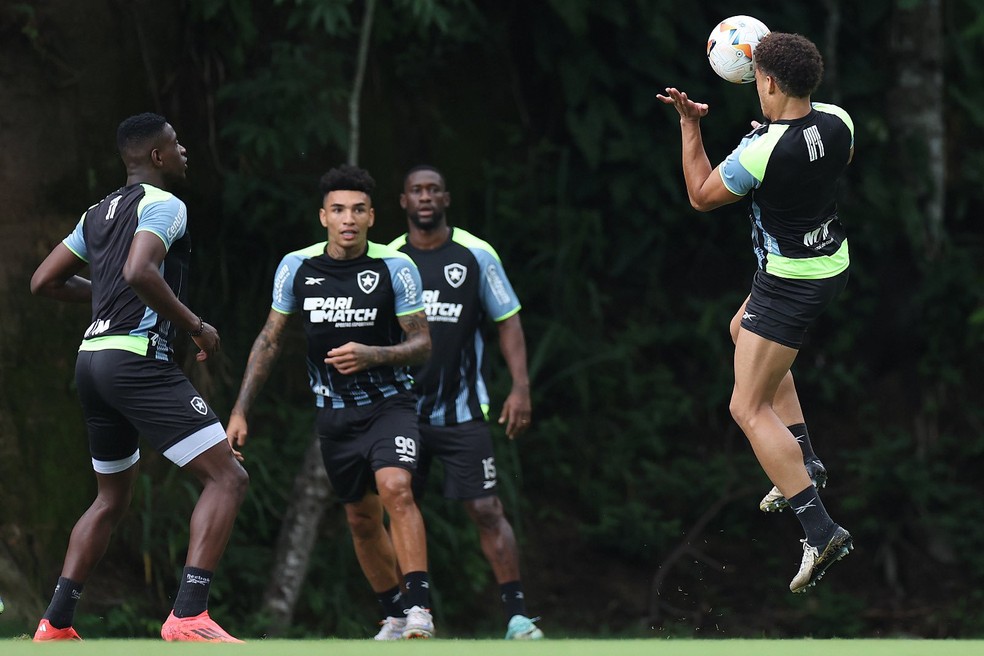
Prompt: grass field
<box><xmin>3</xmin><ymin>639</ymin><xmax>983</xmax><ymax>656</ymax></box>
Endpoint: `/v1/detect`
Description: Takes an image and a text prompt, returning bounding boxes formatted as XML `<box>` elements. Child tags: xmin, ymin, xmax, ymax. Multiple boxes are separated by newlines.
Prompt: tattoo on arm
<box><xmin>373</xmin><ymin>311</ymin><xmax>431</xmax><ymax>367</ymax></box>
<box><xmin>233</xmin><ymin>311</ymin><xmax>288</xmax><ymax>416</ymax></box>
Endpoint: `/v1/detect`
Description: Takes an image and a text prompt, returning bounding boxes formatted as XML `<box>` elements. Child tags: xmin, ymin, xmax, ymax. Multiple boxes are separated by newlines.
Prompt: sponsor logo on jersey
<box><xmin>421</xmin><ymin>289</ymin><xmax>463</xmax><ymax>322</ymax></box>
<box><xmin>485</xmin><ymin>263</ymin><xmax>511</xmax><ymax>305</ymax></box>
<box><xmin>803</xmin><ymin>217</ymin><xmax>835</xmax><ymax>250</ymax></box>
<box><xmin>396</xmin><ymin>266</ymin><xmax>419</xmax><ymax>305</ymax></box>
<box><xmin>444</xmin><ymin>263</ymin><xmax>467</xmax><ymax>288</ymax></box>
<box><xmin>273</xmin><ymin>262</ymin><xmax>292</xmax><ymax>305</ymax></box>
<box><xmin>84</xmin><ymin>318</ymin><xmax>111</xmax><ymax>338</ymax></box>
<box><xmin>358</xmin><ymin>270</ymin><xmax>380</xmax><ymax>294</ymax></box>
<box><xmin>305</xmin><ymin>277</ymin><xmax>324</xmax><ymax>285</ymax></box>
<box><xmin>165</xmin><ymin>203</ymin><xmax>186</xmax><ymax>242</ymax></box>
<box><xmin>190</xmin><ymin>396</ymin><xmax>208</xmax><ymax>415</ymax></box>
<box><xmin>304</xmin><ymin>296</ymin><xmax>378</xmax><ymax>325</ymax></box>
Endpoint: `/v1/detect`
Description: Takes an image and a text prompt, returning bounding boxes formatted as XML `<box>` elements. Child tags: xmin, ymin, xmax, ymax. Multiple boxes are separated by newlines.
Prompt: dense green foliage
<box><xmin>3</xmin><ymin>0</ymin><xmax>984</xmax><ymax>641</ymax></box>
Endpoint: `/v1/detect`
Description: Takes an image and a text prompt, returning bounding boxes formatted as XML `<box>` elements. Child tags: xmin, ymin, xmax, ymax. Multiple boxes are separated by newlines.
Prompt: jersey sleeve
<box><xmin>271</xmin><ymin>253</ymin><xmax>303</xmax><ymax>314</ymax></box>
<box><xmin>135</xmin><ymin>189</ymin><xmax>187</xmax><ymax>250</ymax></box>
<box><xmin>385</xmin><ymin>256</ymin><xmax>425</xmax><ymax>317</ymax></box>
<box><xmin>718</xmin><ymin>133</ymin><xmax>760</xmax><ymax>197</ymax></box>
<box><xmin>473</xmin><ymin>247</ymin><xmax>521</xmax><ymax>322</ymax></box>
<box><xmin>62</xmin><ymin>213</ymin><xmax>88</xmax><ymax>262</ymax></box>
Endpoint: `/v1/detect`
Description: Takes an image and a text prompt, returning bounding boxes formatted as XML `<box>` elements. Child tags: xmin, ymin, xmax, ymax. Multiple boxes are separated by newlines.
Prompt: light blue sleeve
<box><xmin>135</xmin><ymin>193</ymin><xmax>187</xmax><ymax>250</ymax></box>
<box><xmin>271</xmin><ymin>253</ymin><xmax>303</xmax><ymax>314</ymax></box>
<box><xmin>63</xmin><ymin>213</ymin><xmax>88</xmax><ymax>262</ymax></box>
<box><xmin>719</xmin><ymin>135</ymin><xmax>760</xmax><ymax>197</ymax></box>
<box><xmin>473</xmin><ymin>248</ymin><xmax>521</xmax><ymax>322</ymax></box>
<box><xmin>384</xmin><ymin>256</ymin><xmax>425</xmax><ymax>317</ymax></box>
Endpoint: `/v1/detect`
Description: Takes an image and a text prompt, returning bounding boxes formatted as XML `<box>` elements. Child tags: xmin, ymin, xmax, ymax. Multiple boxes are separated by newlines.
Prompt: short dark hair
<box><xmin>117</xmin><ymin>113</ymin><xmax>168</xmax><ymax>152</ymax></box>
<box><xmin>403</xmin><ymin>164</ymin><xmax>446</xmax><ymax>188</ymax></box>
<box><xmin>754</xmin><ymin>32</ymin><xmax>824</xmax><ymax>98</ymax></box>
<box><xmin>319</xmin><ymin>164</ymin><xmax>376</xmax><ymax>200</ymax></box>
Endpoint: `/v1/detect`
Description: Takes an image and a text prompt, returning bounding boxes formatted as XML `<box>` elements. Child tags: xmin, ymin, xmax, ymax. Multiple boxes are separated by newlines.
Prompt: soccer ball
<box><xmin>706</xmin><ymin>15</ymin><xmax>770</xmax><ymax>84</ymax></box>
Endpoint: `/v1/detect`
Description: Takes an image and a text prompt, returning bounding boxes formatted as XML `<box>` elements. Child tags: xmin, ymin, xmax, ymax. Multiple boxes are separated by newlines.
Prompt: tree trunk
<box><xmin>260</xmin><ymin>0</ymin><xmax>377</xmax><ymax>632</ymax></box>
<box><xmin>260</xmin><ymin>438</ymin><xmax>335</xmax><ymax>634</ymax></box>
<box><xmin>889</xmin><ymin>0</ymin><xmax>945</xmax><ymax>257</ymax></box>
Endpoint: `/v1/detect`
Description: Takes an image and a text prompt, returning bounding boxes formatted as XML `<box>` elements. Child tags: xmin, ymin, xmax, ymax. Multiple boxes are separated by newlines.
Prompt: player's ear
<box><xmin>399</xmin><ymin>193</ymin><xmax>408</xmax><ymax>210</ymax></box>
<box><xmin>444</xmin><ymin>191</ymin><xmax>451</xmax><ymax>208</ymax></box>
<box><xmin>318</xmin><ymin>207</ymin><xmax>329</xmax><ymax>228</ymax></box>
<box><xmin>368</xmin><ymin>207</ymin><xmax>375</xmax><ymax>227</ymax></box>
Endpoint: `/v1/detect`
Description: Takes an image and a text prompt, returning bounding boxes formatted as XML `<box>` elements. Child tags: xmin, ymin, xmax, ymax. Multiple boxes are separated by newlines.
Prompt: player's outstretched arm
<box><xmin>657</xmin><ymin>87</ymin><xmax>740</xmax><ymax>212</ymax></box>
<box><xmin>227</xmin><ymin>309</ymin><xmax>289</xmax><ymax>456</ymax></box>
<box><xmin>324</xmin><ymin>310</ymin><xmax>431</xmax><ymax>375</ymax></box>
<box><xmin>30</xmin><ymin>242</ymin><xmax>92</xmax><ymax>303</ymax></box>
<box><xmin>497</xmin><ymin>313</ymin><xmax>532</xmax><ymax>439</ymax></box>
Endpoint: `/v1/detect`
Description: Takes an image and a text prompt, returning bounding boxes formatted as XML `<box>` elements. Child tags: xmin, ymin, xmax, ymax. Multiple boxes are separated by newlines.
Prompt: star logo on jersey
<box><xmin>358</xmin><ymin>270</ymin><xmax>380</xmax><ymax>294</ymax></box>
<box><xmin>190</xmin><ymin>396</ymin><xmax>209</xmax><ymax>415</ymax></box>
<box><xmin>304</xmin><ymin>277</ymin><xmax>324</xmax><ymax>285</ymax></box>
<box><xmin>444</xmin><ymin>263</ymin><xmax>467</xmax><ymax>288</ymax></box>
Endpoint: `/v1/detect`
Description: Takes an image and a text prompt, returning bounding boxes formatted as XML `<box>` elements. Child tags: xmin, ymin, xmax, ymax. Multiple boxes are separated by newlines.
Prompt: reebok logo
<box><xmin>186</xmin><ymin>574</ymin><xmax>210</xmax><ymax>586</ymax></box>
<box><xmin>794</xmin><ymin>499</ymin><xmax>816</xmax><ymax>515</ymax></box>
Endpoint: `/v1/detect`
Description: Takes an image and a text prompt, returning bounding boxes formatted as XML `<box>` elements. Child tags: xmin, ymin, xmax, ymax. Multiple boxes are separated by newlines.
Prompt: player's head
<box><xmin>753</xmin><ymin>32</ymin><xmax>824</xmax><ymax>99</ymax></box>
<box><xmin>401</xmin><ymin>164</ymin><xmax>450</xmax><ymax>231</ymax></box>
<box><xmin>319</xmin><ymin>164</ymin><xmax>376</xmax><ymax>205</ymax></box>
<box><xmin>318</xmin><ymin>165</ymin><xmax>376</xmax><ymax>251</ymax></box>
<box><xmin>117</xmin><ymin>112</ymin><xmax>187</xmax><ymax>184</ymax></box>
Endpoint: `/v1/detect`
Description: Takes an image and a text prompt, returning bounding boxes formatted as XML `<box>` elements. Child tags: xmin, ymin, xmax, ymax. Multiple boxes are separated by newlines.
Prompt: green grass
<box><xmin>3</xmin><ymin>639</ymin><xmax>983</xmax><ymax>656</ymax></box>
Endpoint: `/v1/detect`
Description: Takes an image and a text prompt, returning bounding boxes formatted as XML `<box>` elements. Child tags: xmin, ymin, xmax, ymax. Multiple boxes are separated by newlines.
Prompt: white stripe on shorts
<box><xmin>92</xmin><ymin>449</ymin><xmax>140</xmax><ymax>474</ymax></box>
<box><xmin>162</xmin><ymin>422</ymin><xmax>227</xmax><ymax>467</ymax></box>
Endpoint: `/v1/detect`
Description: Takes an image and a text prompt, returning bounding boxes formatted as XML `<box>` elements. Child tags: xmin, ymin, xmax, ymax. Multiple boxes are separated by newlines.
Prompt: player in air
<box><xmin>657</xmin><ymin>31</ymin><xmax>855</xmax><ymax>592</ymax></box>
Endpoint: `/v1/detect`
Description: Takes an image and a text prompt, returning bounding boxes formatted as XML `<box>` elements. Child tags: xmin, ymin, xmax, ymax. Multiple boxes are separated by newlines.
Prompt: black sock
<box><xmin>787</xmin><ymin>423</ymin><xmax>818</xmax><ymax>462</ymax></box>
<box><xmin>788</xmin><ymin>486</ymin><xmax>837</xmax><ymax>547</ymax></box>
<box><xmin>403</xmin><ymin>571</ymin><xmax>430</xmax><ymax>609</ymax></box>
<box><xmin>376</xmin><ymin>585</ymin><xmax>405</xmax><ymax>619</ymax></box>
<box><xmin>43</xmin><ymin>577</ymin><xmax>84</xmax><ymax>629</ymax></box>
<box><xmin>499</xmin><ymin>580</ymin><xmax>527</xmax><ymax>618</ymax></box>
<box><xmin>172</xmin><ymin>566</ymin><xmax>212</xmax><ymax>618</ymax></box>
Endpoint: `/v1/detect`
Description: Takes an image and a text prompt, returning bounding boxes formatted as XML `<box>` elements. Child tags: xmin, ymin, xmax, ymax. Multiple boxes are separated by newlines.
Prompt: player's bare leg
<box><xmin>376</xmin><ymin>467</ymin><xmax>433</xmax><ymax>638</ymax></box>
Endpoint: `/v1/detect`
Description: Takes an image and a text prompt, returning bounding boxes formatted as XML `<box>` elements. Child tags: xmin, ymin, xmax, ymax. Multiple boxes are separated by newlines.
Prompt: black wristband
<box><xmin>189</xmin><ymin>316</ymin><xmax>205</xmax><ymax>337</ymax></box>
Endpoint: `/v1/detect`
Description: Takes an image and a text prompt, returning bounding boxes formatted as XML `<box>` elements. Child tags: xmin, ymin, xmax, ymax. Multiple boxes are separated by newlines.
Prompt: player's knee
<box><xmin>345</xmin><ymin>508</ymin><xmax>381</xmax><ymax>539</ymax></box>
<box><xmin>729</xmin><ymin>397</ymin><xmax>769</xmax><ymax>435</ymax></box>
<box><xmin>211</xmin><ymin>459</ymin><xmax>250</xmax><ymax>502</ymax></box>
<box><xmin>465</xmin><ymin>496</ymin><xmax>505</xmax><ymax>528</ymax></box>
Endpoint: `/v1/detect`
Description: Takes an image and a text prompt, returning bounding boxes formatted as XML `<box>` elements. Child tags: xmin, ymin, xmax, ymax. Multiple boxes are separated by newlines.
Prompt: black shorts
<box><xmin>315</xmin><ymin>392</ymin><xmax>421</xmax><ymax>504</ymax></box>
<box><xmin>741</xmin><ymin>269</ymin><xmax>849</xmax><ymax>349</ymax></box>
<box><xmin>75</xmin><ymin>349</ymin><xmax>225</xmax><ymax>474</ymax></box>
<box><xmin>413</xmin><ymin>420</ymin><xmax>498</xmax><ymax>501</ymax></box>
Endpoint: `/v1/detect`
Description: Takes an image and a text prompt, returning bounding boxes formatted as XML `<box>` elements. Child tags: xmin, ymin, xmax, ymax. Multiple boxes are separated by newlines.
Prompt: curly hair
<box><xmin>319</xmin><ymin>164</ymin><xmax>376</xmax><ymax>200</ymax></box>
<box><xmin>116</xmin><ymin>113</ymin><xmax>168</xmax><ymax>153</ymax></box>
<box><xmin>754</xmin><ymin>32</ymin><xmax>824</xmax><ymax>98</ymax></box>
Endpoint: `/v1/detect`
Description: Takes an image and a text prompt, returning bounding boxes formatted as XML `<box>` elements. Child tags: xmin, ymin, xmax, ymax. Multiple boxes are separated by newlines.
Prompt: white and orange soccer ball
<box><xmin>706</xmin><ymin>15</ymin><xmax>770</xmax><ymax>84</ymax></box>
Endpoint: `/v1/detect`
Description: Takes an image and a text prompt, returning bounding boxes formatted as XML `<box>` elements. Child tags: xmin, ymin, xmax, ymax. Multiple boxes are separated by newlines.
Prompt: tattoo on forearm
<box><xmin>234</xmin><ymin>315</ymin><xmax>285</xmax><ymax>413</ymax></box>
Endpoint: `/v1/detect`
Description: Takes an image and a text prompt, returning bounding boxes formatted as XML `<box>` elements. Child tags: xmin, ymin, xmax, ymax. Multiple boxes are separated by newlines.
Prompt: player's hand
<box><xmin>751</xmin><ymin>120</ymin><xmax>763</xmax><ymax>129</ymax></box>
<box><xmin>225</xmin><ymin>413</ymin><xmax>248</xmax><ymax>462</ymax></box>
<box><xmin>499</xmin><ymin>388</ymin><xmax>532</xmax><ymax>440</ymax></box>
<box><xmin>191</xmin><ymin>322</ymin><xmax>220</xmax><ymax>361</ymax></box>
<box><xmin>325</xmin><ymin>341</ymin><xmax>371</xmax><ymax>375</ymax></box>
<box><xmin>656</xmin><ymin>87</ymin><xmax>709</xmax><ymax>121</ymax></box>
